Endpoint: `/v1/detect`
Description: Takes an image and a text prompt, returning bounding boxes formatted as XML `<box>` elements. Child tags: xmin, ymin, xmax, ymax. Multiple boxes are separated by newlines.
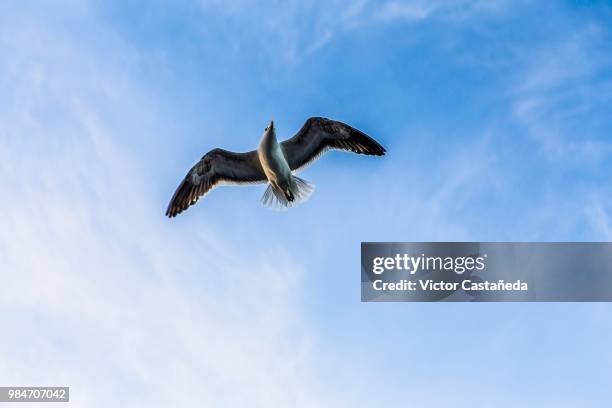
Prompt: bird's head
<box><xmin>264</xmin><ymin>120</ymin><xmax>275</xmax><ymax>135</ymax></box>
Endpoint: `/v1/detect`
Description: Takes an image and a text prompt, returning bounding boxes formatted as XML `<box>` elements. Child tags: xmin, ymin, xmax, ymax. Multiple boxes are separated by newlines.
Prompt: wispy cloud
<box><xmin>371</xmin><ymin>0</ymin><xmax>512</xmax><ymax>23</ymax></box>
<box><xmin>193</xmin><ymin>0</ymin><xmax>514</xmax><ymax>63</ymax></box>
<box><xmin>0</xmin><ymin>5</ymin><xmax>336</xmax><ymax>407</ymax></box>
<box><xmin>511</xmin><ymin>24</ymin><xmax>612</xmax><ymax>163</ymax></box>
<box><xmin>586</xmin><ymin>197</ymin><xmax>612</xmax><ymax>240</ymax></box>
<box><xmin>3</xmin><ymin>1</ymin><xmax>612</xmax><ymax>406</ymax></box>
<box><xmin>373</xmin><ymin>1</ymin><xmax>433</xmax><ymax>22</ymax></box>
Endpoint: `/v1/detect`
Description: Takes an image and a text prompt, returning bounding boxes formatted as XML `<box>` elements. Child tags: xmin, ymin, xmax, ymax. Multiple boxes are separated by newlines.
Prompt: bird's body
<box><xmin>257</xmin><ymin>121</ymin><xmax>295</xmax><ymax>202</ymax></box>
<box><xmin>166</xmin><ymin>117</ymin><xmax>385</xmax><ymax>217</ymax></box>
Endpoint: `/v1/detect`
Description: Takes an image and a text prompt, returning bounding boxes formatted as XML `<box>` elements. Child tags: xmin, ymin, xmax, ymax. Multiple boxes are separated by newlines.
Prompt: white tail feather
<box><xmin>261</xmin><ymin>176</ymin><xmax>315</xmax><ymax>210</ymax></box>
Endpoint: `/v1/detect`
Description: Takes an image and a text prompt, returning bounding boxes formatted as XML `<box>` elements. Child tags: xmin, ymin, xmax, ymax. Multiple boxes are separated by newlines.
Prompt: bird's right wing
<box><xmin>166</xmin><ymin>148</ymin><xmax>266</xmax><ymax>217</ymax></box>
<box><xmin>281</xmin><ymin>117</ymin><xmax>385</xmax><ymax>172</ymax></box>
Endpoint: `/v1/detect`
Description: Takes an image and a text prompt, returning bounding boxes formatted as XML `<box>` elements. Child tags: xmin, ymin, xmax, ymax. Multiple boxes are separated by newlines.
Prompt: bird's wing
<box><xmin>281</xmin><ymin>117</ymin><xmax>385</xmax><ymax>172</ymax></box>
<box><xmin>166</xmin><ymin>148</ymin><xmax>266</xmax><ymax>217</ymax></box>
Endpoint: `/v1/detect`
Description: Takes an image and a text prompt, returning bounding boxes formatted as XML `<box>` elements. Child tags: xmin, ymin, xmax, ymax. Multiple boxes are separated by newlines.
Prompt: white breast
<box><xmin>258</xmin><ymin>131</ymin><xmax>291</xmax><ymax>184</ymax></box>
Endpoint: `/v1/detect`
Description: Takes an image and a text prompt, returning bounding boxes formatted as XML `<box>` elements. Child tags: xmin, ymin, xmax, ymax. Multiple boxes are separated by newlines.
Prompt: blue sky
<box><xmin>1</xmin><ymin>0</ymin><xmax>612</xmax><ymax>407</ymax></box>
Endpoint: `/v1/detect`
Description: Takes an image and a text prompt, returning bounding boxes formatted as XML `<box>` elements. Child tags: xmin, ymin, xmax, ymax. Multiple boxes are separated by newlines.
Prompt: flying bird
<box><xmin>166</xmin><ymin>117</ymin><xmax>385</xmax><ymax>217</ymax></box>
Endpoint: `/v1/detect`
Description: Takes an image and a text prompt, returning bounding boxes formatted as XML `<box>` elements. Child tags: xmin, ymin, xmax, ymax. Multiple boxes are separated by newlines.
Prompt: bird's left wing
<box><xmin>166</xmin><ymin>148</ymin><xmax>266</xmax><ymax>217</ymax></box>
<box><xmin>281</xmin><ymin>117</ymin><xmax>385</xmax><ymax>172</ymax></box>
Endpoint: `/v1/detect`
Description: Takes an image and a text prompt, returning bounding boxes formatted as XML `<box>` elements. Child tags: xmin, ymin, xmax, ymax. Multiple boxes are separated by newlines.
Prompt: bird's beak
<box><xmin>269</xmin><ymin>120</ymin><xmax>274</xmax><ymax>130</ymax></box>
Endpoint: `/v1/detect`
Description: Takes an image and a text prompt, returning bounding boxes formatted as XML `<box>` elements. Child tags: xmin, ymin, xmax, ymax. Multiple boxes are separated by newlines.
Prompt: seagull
<box><xmin>165</xmin><ymin>117</ymin><xmax>385</xmax><ymax>217</ymax></box>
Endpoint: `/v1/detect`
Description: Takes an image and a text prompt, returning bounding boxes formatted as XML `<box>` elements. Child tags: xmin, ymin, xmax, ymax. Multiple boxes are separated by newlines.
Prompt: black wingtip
<box><xmin>348</xmin><ymin>126</ymin><xmax>386</xmax><ymax>157</ymax></box>
<box><xmin>165</xmin><ymin>177</ymin><xmax>193</xmax><ymax>219</ymax></box>
<box><xmin>165</xmin><ymin>207</ymin><xmax>176</xmax><ymax>218</ymax></box>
